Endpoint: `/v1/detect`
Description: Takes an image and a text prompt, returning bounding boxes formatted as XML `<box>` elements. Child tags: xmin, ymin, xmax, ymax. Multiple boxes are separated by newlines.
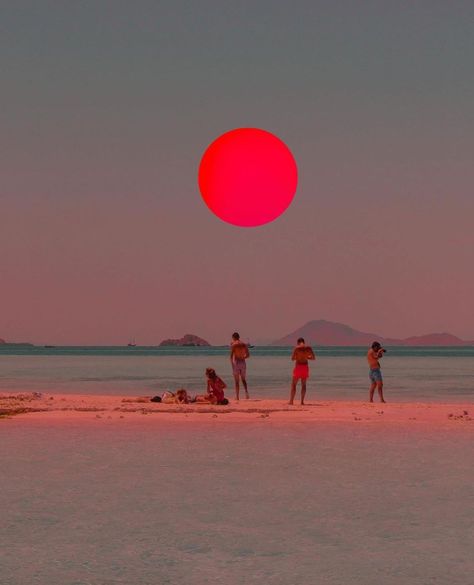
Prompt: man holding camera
<box><xmin>367</xmin><ymin>341</ymin><xmax>387</xmax><ymax>403</ymax></box>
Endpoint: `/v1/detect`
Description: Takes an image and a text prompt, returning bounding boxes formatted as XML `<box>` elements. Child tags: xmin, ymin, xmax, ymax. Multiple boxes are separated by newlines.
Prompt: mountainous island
<box><xmin>159</xmin><ymin>334</ymin><xmax>211</xmax><ymax>347</ymax></box>
<box><xmin>272</xmin><ymin>320</ymin><xmax>474</xmax><ymax>347</ymax></box>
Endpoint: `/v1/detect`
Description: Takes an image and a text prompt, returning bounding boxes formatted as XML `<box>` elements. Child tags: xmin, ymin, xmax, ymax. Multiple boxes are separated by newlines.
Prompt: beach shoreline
<box><xmin>1</xmin><ymin>392</ymin><xmax>473</xmax><ymax>428</ymax></box>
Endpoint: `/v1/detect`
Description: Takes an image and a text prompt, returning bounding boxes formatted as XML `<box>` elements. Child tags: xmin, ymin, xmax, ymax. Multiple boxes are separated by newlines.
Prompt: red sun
<box><xmin>198</xmin><ymin>128</ymin><xmax>298</xmax><ymax>227</ymax></box>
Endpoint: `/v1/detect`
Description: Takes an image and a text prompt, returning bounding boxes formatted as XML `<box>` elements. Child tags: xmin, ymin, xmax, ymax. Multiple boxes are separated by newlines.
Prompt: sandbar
<box><xmin>1</xmin><ymin>392</ymin><xmax>473</xmax><ymax>429</ymax></box>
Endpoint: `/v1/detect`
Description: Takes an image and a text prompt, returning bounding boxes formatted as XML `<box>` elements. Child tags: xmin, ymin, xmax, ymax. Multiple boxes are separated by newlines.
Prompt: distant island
<box><xmin>0</xmin><ymin>338</ymin><xmax>34</xmax><ymax>347</ymax></box>
<box><xmin>159</xmin><ymin>334</ymin><xmax>211</xmax><ymax>347</ymax></box>
<box><xmin>272</xmin><ymin>320</ymin><xmax>474</xmax><ymax>347</ymax></box>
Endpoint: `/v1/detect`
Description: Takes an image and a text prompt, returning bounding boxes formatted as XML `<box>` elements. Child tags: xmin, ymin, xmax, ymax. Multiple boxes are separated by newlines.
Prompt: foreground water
<box><xmin>1</xmin><ymin>346</ymin><xmax>473</xmax><ymax>402</ymax></box>
<box><xmin>1</xmin><ymin>418</ymin><xmax>473</xmax><ymax>585</ymax></box>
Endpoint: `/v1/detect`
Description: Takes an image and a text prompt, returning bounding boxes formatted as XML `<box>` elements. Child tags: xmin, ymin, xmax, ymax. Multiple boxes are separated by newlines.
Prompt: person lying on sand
<box><xmin>159</xmin><ymin>389</ymin><xmax>192</xmax><ymax>404</ymax></box>
<box><xmin>175</xmin><ymin>389</ymin><xmax>191</xmax><ymax>404</ymax></box>
<box><xmin>195</xmin><ymin>368</ymin><xmax>229</xmax><ymax>405</ymax></box>
<box><xmin>160</xmin><ymin>391</ymin><xmax>176</xmax><ymax>404</ymax></box>
<box><xmin>289</xmin><ymin>337</ymin><xmax>315</xmax><ymax>405</ymax></box>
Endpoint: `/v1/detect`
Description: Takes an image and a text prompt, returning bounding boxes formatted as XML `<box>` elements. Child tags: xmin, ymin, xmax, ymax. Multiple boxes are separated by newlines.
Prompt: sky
<box><xmin>1</xmin><ymin>1</ymin><xmax>473</xmax><ymax>345</ymax></box>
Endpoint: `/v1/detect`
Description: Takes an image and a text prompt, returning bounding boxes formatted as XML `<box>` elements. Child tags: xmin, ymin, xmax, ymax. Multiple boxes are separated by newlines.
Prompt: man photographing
<box><xmin>367</xmin><ymin>341</ymin><xmax>387</xmax><ymax>403</ymax></box>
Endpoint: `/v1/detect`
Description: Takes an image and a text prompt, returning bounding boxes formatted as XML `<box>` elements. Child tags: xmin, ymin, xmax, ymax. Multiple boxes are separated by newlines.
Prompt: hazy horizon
<box><xmin>2</xmin><ymin>2</ymin><xmax>473</xmax><ymax>345</ymax></box>
<box><xmin>2</xmin><ymin>317</ymin><xmax>474</xmax><ymax>347</ymax></box>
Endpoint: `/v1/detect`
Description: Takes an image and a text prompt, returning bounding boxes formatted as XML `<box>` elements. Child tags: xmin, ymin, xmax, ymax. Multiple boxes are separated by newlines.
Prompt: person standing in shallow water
<box><xmin>230</xmin><ymin>332</ymin><xmax>250</xmax><ymax>401</ymax></box>
<box><xmin>367</xmin><ymin>341</ymin><xmax>387</xmax><ymax>403</ymax></box>
<box><xmin>289</xmin><ymin>338</ymin><xmax>315</xmax><ymax>405</ymax></box>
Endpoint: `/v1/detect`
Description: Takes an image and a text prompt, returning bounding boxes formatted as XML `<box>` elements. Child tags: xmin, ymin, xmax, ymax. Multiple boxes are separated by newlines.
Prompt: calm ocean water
<box><xmin>1</xmin><ymin>345</ymin><xmax>473</xmax><ymax>401</ymax></box>
<box><xmin>2</xmin><ymin>420</ymin><xmax>473</xmax><ymax>585</ymax></box>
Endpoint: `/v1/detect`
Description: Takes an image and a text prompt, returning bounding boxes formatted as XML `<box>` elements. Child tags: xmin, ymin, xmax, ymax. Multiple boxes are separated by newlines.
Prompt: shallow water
<box><xmin>1</xmin><ymin>346</ymin><xmax>473</xmax><ymax>402</ymax></box>
<box><xmin>1</xmin><ymin>419</ymin><xmax>473</xmax><ymax>585</ymax></box>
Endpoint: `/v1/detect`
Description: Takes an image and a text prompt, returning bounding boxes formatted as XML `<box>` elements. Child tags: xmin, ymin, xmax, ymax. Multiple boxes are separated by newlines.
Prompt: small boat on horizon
<box><xmin>127</xmin><ymin>338</ymin><xmax>137</xmax><ymax>347</ymax></box>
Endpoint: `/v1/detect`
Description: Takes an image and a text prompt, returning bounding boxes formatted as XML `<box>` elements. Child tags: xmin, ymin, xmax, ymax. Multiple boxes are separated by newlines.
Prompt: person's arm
<box><xmin>230</xmin><ymin>346</ymin><xmax>234</xmax><ymax>363</ymax></box>
<box><xmin>307</xmin><ymin>347</ymin><xmax>316</xmax><ymax>360</ymax></box>
<box><xmin>368</xmin><ymin>349</ymin><xmax>382</xmax><ymax>365</ymax></box>
<box><xmin>291</xmin><ymin>348</ymin><xmax>297</xmax><ymax>361</ymax></box>
<box><xmin>219</xmin><ymin>377</ymin><xmax>227</xmax><ymax>389</ymax></box>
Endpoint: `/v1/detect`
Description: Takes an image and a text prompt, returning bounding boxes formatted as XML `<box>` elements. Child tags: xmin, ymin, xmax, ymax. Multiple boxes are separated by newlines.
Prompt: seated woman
<box><xmin>195</xmin><ymin>368</ymin><xmax>229</xmax><ymax>405</ymax></box>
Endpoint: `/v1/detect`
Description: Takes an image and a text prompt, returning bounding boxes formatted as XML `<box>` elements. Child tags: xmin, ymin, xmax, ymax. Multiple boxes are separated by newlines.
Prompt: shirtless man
<box><xmin>230</xmin><ymin>332</ymin><xmax>250</xmax><ymax>400</ymax></box>
<box><xmin>289</xmin><ymin>337</ymin><xmax>316</xmax><ymax>405</ymax></box>
<box><xmin>367</xmin><ymin>341</ymin><xmax>387</xmax><ymax>403</ymax></box>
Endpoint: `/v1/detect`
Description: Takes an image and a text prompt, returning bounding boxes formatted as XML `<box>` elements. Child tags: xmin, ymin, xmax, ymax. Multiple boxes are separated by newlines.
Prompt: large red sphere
<box><xmin>198</xmin><ymin>128</ymin><xmax>298</xmax><ymax>227</ymax></box>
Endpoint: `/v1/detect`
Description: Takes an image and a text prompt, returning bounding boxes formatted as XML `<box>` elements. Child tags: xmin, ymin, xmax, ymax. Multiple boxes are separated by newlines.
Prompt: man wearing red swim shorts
<box><xmin>289</xmin><ymin>337</ymin><xmax>316</xmax><ymax>405</ymax></box>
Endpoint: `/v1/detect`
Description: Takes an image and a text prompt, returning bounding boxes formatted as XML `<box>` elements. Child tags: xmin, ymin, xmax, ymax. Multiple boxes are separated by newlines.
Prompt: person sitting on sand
<box><xmin>289</xmin><ymin>337</ymin><xmax>315</xmax><ymax>405</ymax></box>
<box><xmin>195</xmin><ymin>369</ymin><xmax>229</xmax><ymax>405</ymax></box>
<box><xmin>206</xmin><ymin>368</ymin><xmax>228</xmax><ymax>405</ymax></box>
<box><xmin>367</xmin><ymin>341</ymin><xmax>387</xmax><ymax>403</ymax></box>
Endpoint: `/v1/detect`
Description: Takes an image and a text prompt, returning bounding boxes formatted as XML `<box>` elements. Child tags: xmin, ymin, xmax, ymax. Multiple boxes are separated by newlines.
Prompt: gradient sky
<box><xmin>1</xmin><ymin>1</ymin><xmax>473</xmax><ymax>345</ymax></box>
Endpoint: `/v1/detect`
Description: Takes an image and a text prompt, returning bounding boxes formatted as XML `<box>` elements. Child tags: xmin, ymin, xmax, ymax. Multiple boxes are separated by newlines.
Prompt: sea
<box><xmin>1</xmin><ymin>345</ymin><xmax>473</xmax><ymax>402</ymax></box>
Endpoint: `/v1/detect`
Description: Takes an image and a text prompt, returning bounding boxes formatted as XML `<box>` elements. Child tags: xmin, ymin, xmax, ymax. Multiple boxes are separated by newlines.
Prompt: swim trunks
<box><xmin>232</xmin><ymin>359</ymin><xmax>246</xmax><ymax>377</ymax></box>
<box><xmin>369</xmin><ymin>368</ymin><xmax>383</xmax><ymax>383</ymax></box>
<box><xmin>293</xmin><ymin>363</ymin><xmax>309</xmax><ymax>380</ymax></box>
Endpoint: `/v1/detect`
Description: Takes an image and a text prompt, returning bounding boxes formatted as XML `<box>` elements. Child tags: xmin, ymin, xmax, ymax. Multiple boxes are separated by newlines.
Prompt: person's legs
<box><xmin>236</xmin><ymin>361</ymin><xmax>249</xmax><ymax>399</ymax></box>
<box><xmin>369</xmin><ymin>382</ymin><xmax>376</xmax><ymax>402</ymax></box>
<box><xmin>234</xmin><ymin>375</ymin><xmax>240</xmax><ymax>401</ymax></box>
<box><xmin>241</xmin><ymin>376</ymin><xmax>249</xmax><ymax>399</ymax></box>
<box><xmin>377</xmin><ymin>381</ymin><xmax>386</xmax><ymax>403</ymax></box>
<box><xmin>194</xmin><ymin>395</ymin><xmax>211</xmax><ymax>403</ymax></box>
<box><xmin>289</xmin><ymin>378</ymin><xmax>298</xmax><ymax>405</ymax></box>
<box><xmin>301</xmin><ymin>379</ymin><xmax>307</xmax><ymax>405</ymax></box>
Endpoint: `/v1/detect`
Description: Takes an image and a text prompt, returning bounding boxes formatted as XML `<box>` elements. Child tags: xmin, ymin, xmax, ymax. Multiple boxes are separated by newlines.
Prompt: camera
<box><xmin>380</xmin><ymin>348</ymin><xmax>387</xmax><ymax>353</ymax></box>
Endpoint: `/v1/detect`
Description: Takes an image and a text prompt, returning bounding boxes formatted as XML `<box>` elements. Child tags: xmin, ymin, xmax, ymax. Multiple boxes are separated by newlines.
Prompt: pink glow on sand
<box><xmin>198</xmin><ymin>128</ymin><xmax>298</xmax><ymax>227</ymax></box>
<box><xmin>3</xmin><ymin>393</ymin><xmax>474</xmax><ymax>430</ymax></box>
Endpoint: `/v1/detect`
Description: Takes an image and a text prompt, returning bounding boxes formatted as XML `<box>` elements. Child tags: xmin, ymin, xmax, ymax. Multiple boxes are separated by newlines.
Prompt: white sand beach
<box><xmin>1</xmin><ymin>392</ymin><xmax>473</xmax><ymax>429</ymax></box>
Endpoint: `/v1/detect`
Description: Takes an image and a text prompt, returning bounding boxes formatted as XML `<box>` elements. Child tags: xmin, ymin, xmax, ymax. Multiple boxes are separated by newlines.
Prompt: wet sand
<box><xmin>2</xmin><ymin>392</ymin><xmax>474</xmax><ymax>585</ymax></box>
<box><xmin>1</xmin><ymin>392</ymin><xmax>473</xmax><ymax>428</ymax></box>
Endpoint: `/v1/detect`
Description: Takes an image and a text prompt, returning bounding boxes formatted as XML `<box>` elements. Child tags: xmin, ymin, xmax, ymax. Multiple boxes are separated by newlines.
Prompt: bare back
<box><xmin>231</xmin><ymin>341</ymin><xmax>249</xmax><ymax>361</ymax></box>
